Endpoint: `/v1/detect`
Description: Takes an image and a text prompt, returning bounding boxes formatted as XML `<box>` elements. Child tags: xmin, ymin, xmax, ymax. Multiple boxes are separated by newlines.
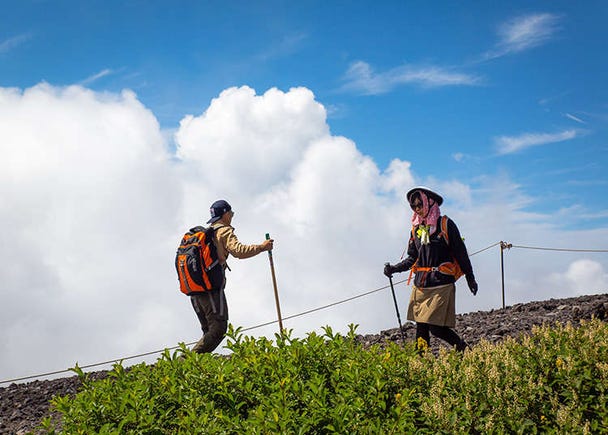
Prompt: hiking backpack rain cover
<box><xmin>175</xmin><ymin>226</ymin><xmax>224</xmax><ymax>295</ymax></box>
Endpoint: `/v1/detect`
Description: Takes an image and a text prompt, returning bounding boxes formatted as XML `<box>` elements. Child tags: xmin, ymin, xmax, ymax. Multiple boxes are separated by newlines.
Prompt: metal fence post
<box><xmin>500</xmin><ymin>241</ymin><xmax>512</xmax><ymax>309</ymax></box>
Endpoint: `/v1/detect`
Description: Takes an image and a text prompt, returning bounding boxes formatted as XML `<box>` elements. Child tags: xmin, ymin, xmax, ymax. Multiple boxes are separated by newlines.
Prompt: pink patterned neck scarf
<box><xmin>410</xmin><ymin>190</ymin><xmax>441</xmax><ymax>235</ymax></box>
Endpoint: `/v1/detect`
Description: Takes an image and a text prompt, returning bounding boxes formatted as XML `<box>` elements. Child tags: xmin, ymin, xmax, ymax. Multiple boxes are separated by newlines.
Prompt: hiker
<box><xmin>190</xmin><ymin>199</ymin><xmax>273</xmax><ymax>353</ymax></box>
<box><xmin>384</xmin><ymin>187</ymin><xmax>478</xmax><ymax>352</ymax></box>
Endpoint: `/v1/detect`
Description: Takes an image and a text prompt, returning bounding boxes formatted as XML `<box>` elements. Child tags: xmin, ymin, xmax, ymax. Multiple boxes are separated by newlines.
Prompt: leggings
<box><xmin>416</xmin><ymin>322</ymin><xmax>464</xmax><ymax>349</ymax></box>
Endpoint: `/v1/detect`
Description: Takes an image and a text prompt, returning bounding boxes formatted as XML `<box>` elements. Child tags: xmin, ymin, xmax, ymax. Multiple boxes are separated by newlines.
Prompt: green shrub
<box><xmin>42</xmin><ymin>320</ymin><xmax>608</xmax><ymax>434</ymax></box>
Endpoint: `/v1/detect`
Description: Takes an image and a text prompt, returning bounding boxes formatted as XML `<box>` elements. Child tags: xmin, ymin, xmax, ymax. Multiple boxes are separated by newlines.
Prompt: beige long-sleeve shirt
<box><xmin>211</xmin><ymin>223</ymin><xmax>265</xmax><ymax>264</ymax></box>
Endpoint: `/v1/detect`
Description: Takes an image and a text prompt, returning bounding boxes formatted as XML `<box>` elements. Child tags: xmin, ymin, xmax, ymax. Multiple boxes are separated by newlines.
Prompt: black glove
<box><xmin>384</xmin><ymin>263</ymin><xmax>397</xmax><ymax>278</ymax></box>
<box><xmin>466</xmin><ymin>275</ymin><xmax>478</xmax><ymax>295</ymax></box>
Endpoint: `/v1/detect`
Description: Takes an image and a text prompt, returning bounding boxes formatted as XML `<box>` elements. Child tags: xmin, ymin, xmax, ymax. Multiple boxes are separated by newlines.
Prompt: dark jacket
<box><xmin>393</xmin><ymin>216</ymin><xmax>475</xmax><ymax>287</ymax></box>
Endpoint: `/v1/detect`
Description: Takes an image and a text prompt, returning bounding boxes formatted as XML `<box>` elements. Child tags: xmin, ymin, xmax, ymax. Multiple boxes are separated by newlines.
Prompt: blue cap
<box><xmin>207</xmin><ymin>200</ymin><xmax>232</xmax><ymax>224</ymax></box>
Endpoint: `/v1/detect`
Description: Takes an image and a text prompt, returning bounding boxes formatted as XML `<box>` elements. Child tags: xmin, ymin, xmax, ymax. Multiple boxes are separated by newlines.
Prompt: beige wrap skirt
<box><xmin>406</xmin><ymin>283</ymin><xmax>456</xmax><ymax>328</ymax></box>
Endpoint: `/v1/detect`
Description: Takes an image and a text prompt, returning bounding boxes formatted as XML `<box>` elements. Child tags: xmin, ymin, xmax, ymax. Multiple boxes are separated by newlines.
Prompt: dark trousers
<box><xmin>190</xmin><ymin>286</ymin><xmax>228</xmax><ymax>353</ymax></box>
<box><xmin>416</xmin><ymin>322</ymin><xmax>466</xmax><ymax>351</ymax></box>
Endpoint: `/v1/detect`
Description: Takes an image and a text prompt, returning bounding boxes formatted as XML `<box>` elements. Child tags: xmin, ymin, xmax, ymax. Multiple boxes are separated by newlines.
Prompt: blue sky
<box><xmin>1</xmin><ymin>1</ymin><xmax>608</xmax><ymax>379</ymax></box>
<box><xmin>3</xmin><ymin>0</ymin><xmax>607</xmax><ymax>228</ymax></box>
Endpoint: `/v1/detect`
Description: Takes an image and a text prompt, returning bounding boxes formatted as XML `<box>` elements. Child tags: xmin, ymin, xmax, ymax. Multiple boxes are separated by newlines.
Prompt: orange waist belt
<box><xmin>407</xmin><ymin>261</ymin><xmax>462</xmax><ymax>285</ymax></box>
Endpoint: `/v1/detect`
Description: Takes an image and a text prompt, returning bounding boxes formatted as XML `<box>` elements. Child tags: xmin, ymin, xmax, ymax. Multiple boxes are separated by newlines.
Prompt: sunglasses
<box><xmin>410</xmin><ymin>200</ymin><xmax>423</xmax><ymax>210</ymax></box>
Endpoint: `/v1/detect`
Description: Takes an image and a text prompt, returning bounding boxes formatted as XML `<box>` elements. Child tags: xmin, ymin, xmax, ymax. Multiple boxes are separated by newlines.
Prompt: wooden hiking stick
<box><xmin>266</xmin><ymin>233</ymin><xmax>284</xmax><ymax>333</ymax></box>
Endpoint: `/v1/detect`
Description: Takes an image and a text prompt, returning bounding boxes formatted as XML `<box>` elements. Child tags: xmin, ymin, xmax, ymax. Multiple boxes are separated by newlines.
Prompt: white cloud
<box><xmin>80</xmin><ymin>69</ymin><xmax>114</xmax><ymax>85</ymax></box>
<box><xmin>483</xmin><ymin>13</ymin><xmax>561</xmax><ymax>60</ymax></box>
<box><xmin>499</xmin><ymin>13</ymin><xmax>560</xmax><ymax>51</ymax></box>
<box><xmin>381</xmin><ymin>159</ymin><xmax>415</xmax><ymax>195</ymax></box>
<box><xmin>173</xmin><ymin>86</ymin><xmax>413</xmax><ymax>333</ymax></box>
<box><xmin>341</xmin><ymin>61</ymin><xmax>480</xmax><ymax>95</ymax></box>
<box><xmin>495</xmin><ymin>129</ymin><xmax>578</xmax><ymax>154</ymax></box>
<box><xmin>175</xmin><ymin>86</ymin><xmax>328</xmax><ymax>198</ymax></box>
<box><xmin>342</xmin><ymin>13</ymin><xmax>560</xmax><ymax>94</ymax></box>
<box><xmin>0</xmin><ymin>33</ymin><xmax>32</xmax><ymax>54</ymax></box>
<box><xmin>564</xmin><ymin>113</ymin><xmax>586</xmax><ymax>124</ymax></box>
<box><xmin>1</xmin><ymin>83</ymin><xmax>607</xmax><ymax>383</ymax></box>
<box><xmin>546</xmin><ymin>259</ymin><xmax>608</xmax><ymax>297</ymax></box>
<box><xmin>0</xmin><ymin>83</ymin><xmax>183</xmax><ymax>379</ymax></box>
<box><xmin>255</xmin><ymin>32</ymin><xmax>308</xmax><ymax>61</ymax></box>
<box><xmin>564</xmin><ymin>259</ymin><xmax>608</xmax><ymax>295</ymax></box>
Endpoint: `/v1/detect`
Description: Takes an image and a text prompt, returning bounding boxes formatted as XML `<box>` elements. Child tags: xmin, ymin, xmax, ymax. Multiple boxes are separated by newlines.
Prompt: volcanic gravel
<box><xmin>1</xmin><ymin>293</ymin><xmax>607</xmax><ymax>434</ymax></box>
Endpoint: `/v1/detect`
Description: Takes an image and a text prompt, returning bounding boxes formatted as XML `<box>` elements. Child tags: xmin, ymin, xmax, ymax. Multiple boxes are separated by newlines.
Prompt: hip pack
<box><xmin>175</xmin><ymin>226</ymin><xmax>224</xmax><ymax>295</ymax></box>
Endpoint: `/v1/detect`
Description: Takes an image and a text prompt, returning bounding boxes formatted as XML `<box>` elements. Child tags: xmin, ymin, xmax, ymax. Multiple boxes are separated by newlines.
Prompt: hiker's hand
<box><xmin>466</xmin><ymin>275</ymin><xmax>478</xmax><ymax>295</ymax></box>
<box><xmin>384</xmin><ymin>263</ymin><xmax>397</xmax><ymax>278</ymax></box>
<box><xmin>261</xmin><ymin>239</ymin><xmax>274</xmax><ymax>251</ymax></box>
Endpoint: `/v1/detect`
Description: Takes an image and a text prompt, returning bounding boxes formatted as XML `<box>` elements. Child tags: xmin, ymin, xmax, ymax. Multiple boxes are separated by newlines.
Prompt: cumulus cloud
<box><xmin>1</xmin><ymin>83</ymin><xmax>607</xmax><ymax>383</ymax></box>
<box><xmin>546</xmin><ymin>259</ymin><xmax>608</xmax><ymax>297</ymax></box>
<box><xmin>172</xmin><ymin>86</ymin><xmax>414</xmax><ymax>337</ymax></box>
<box><xmin>564</xmin><ymin>259</ymin><xmax>608</xmax><ymax>295</ymax></box>
<box><xmin>0</xmin><ymin>83</ymin><xmax>182</xmax><ymax>379</ymax></box>
<box><xmin>341</xmin><ymin>61</ymin><xmax>480</xmax><ymax>95</ymax></box>
<box><xmin>175</xmin><ymin>86</ymin><xmax>328</xmax><ymax>198</ymax></box>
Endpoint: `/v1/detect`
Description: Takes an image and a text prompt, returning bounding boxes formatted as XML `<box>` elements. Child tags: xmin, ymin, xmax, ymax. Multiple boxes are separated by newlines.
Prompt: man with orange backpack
<box><xmin>384</xmin><ymin>187</ymin><xmax>478</xmax><ymax>352</ymax></box>
<box><xmin>177</xmin><ymin>199</ymin><xmax>273</xmax><ymax>353</ymax></box>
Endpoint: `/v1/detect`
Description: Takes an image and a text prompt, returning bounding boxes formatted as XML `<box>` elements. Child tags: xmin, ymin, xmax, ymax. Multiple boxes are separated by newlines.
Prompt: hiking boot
<box><xmin>456</xmin><ymin>339</ymin><xmax>469</xmax><ymax>352</ymax></box>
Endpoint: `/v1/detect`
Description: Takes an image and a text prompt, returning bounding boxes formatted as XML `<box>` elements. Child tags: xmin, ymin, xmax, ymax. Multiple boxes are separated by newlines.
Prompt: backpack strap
<box><xmin>407</xmin><ymin>263</ymin><xmax>416</xmax><ymax>285</ymax></box>
<box><xmin>440</xmin><ymin>215</ymin><xmax>449</xmax><ymax>245</ymax></box>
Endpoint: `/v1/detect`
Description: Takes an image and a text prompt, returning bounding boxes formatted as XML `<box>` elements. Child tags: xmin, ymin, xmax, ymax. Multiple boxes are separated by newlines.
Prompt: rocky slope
<box><xmin>1</xmin><ymin>293</ymin><xmax>607</xmax><ymax>434</ymax></box>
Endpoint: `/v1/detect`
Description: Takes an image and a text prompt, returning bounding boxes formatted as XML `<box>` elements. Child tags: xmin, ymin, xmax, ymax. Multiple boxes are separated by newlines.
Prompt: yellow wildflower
<box><xmin>417</xmin><ymin>337</ymin><xmax>429</xmax><ymax>352</ymax></box>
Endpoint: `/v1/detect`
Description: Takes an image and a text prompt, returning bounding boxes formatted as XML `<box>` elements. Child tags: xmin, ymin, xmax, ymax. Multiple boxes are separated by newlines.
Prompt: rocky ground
<box><xmin>1</xmin><ymin>293</ymin><xmax>607</xmax><ymax>434</ymax></box>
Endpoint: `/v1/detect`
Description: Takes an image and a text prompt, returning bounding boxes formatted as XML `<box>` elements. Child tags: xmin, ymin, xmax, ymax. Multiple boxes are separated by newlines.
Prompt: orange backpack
<box><xmin>407</xmin><ymin>215</ymin><xmax>464</xmax><ymax>285</ymax></box>
<box><xmin>175</xmin><ymin>226</ymin><xmax>224</xmax><ymax>295</ymax></box>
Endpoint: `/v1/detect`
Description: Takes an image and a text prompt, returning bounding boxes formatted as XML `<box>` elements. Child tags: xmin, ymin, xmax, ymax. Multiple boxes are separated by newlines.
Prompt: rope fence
<box><xmin>2</xmin><ymin>241</ymin><xmax>607</xmax><ymax>385</ymax></box>
<box><xmin>511</xmin><ymin>244</ymin><xmax>608</xmax><ymax>253</ymax></box>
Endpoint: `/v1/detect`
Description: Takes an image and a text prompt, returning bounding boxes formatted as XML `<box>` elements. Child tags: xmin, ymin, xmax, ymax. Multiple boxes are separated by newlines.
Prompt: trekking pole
<box><xmin>266</xmin><ymin>233</ymin><xmax>284</xmax><ymax>334</ymax></box>
<box><xmin>385</xmin><ymin>263</ymin><xmax>406</xmax><ymax>345</ymax></box>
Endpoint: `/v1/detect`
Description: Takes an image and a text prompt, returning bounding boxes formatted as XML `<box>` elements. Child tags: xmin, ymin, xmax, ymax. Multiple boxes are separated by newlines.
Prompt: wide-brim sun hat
<box><xmin>406</xmin><ymin>186</ymin><xmax>443</xmax><ymax>206</ymax></box>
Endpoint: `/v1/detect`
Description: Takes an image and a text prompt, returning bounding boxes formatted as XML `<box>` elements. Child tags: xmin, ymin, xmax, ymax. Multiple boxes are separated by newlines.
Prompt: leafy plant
<box><xmin>42</xmin><ymin>320</ymin><xmax>608</xmax><ymax>434</ymax></box>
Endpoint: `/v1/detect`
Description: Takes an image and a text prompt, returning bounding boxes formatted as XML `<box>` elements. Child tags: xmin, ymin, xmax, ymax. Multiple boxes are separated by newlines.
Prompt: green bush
<box><xmin>42</xmin><ymin>320</ymin><xmax>608</xmax><ymax>434</ymax></box>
